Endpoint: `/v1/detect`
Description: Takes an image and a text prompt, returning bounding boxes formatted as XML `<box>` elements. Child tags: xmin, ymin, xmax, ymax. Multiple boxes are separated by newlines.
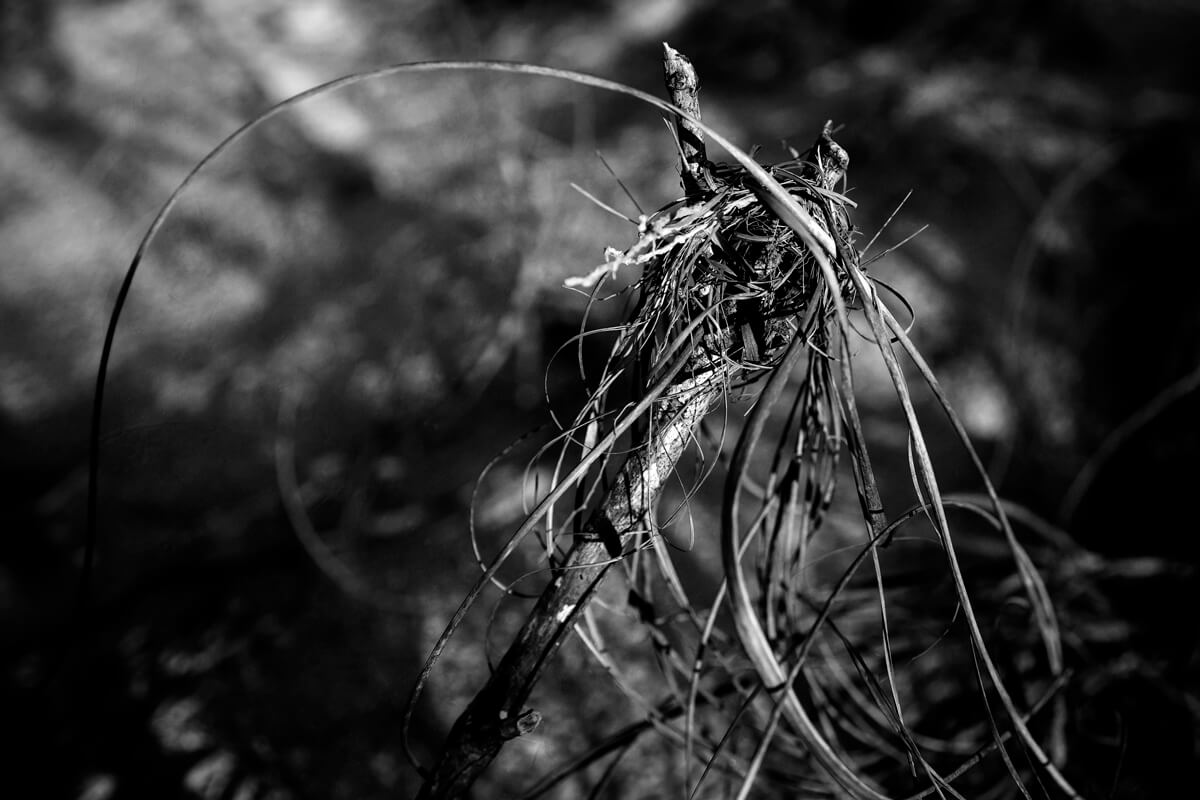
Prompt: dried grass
<box><xmin>88</xmin><ymin>59</ymin><xmax>1101</xmax><ymax>800</ymax></box>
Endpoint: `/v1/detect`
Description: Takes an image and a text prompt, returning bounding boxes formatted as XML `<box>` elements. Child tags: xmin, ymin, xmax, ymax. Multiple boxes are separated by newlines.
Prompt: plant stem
<box><xmin>414</xmin><ymin>45</ymin><xmax>723</xmax><ymax>800</ymax></box>
<box><xmin>416</xmin><ymin>371</ymin><xmax>724</xmax><ymax>799</ymax></box>
<box><xmin>663</xmin><ymin>42</ymin><xmax>713</xmax><ymax>196</ymax></box>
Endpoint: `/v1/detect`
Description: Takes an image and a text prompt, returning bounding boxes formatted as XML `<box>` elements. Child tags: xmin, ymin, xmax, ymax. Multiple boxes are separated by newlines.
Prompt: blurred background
<box><xmin>2</xmin><ymin>0</ymin><xmax>1197</xmax><ymax>797</ymax></box>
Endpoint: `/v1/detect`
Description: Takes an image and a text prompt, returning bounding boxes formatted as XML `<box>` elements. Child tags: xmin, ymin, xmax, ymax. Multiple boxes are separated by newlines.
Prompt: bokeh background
<box><xmin>2</xmin><ymin>1</ymin><xmax>1198</xmax><ymax>798</ymax></box>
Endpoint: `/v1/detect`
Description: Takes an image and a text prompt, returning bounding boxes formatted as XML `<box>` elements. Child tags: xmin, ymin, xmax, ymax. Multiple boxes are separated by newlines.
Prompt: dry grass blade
<box><xmin>841</xmin><ymin>263</ymin><xmax>1080</xmax><ymax>799</ymax></box>
<box><xmin>274</xmin><ymin>389</ymin><xmax>412</xmax><ymax>613</ymax></box>
<box><xmin>1060</xmin><ymin>359</ymin><xmax>1200</xmax><ymax>523</ymax></box>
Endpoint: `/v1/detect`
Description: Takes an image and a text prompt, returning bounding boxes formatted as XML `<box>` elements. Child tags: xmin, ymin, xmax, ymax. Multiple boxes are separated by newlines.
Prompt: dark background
<box><xmin>1</xmin><ymin>1</ymin><xmax>1197</xmax><ymax>797</ymax></box>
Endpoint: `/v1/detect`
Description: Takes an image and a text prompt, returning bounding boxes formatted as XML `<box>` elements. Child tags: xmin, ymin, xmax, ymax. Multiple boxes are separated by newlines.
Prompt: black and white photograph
<box><xmin>2</xmin><ymin>2</ymin><xmax>1198</xmax><ymax>798</ymax></box>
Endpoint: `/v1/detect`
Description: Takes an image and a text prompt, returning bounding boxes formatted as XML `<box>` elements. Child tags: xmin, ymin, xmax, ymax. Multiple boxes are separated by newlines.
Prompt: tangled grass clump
<box><xmin>84</xmin><ymin>56</ymin><xmax>1095</xmax><ymax>800</ymax></box>
<box><xmin>571</xmin><ymin>128</ymin><xmax>854</xmax><ymax>377</ymax></box>
<box><xmin>444</xmin><ymin>101</ymin><xmax>1097</xmax><ymax>795</ymax></box>
<box><xmin>420</xmin><ymin>108</ymin><xmax>1083</xmax><ymax>798</ymax></box>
